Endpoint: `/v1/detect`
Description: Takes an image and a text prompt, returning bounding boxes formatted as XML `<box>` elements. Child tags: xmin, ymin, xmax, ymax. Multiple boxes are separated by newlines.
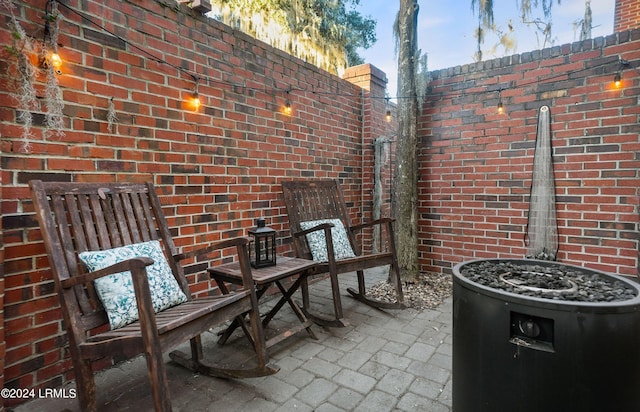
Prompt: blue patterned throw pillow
<box><xmin>300</xmin><ymin>219</ymin><xmax>356</xmax><ymax>262</ymax></box>
<box><xmin>79</xmin><ymin>240</ymin><xmax>188</xmax><ymax>329</ymax></box>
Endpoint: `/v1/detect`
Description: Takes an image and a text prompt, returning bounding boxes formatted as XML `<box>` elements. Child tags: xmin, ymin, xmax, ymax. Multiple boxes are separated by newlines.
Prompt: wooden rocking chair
<box><xmin>281</xmin><ymin>179</ymin><xmax>405</xmax><ymax>327</ymax></box>
<box><xmin>29</xmin><ymin>180</ymin><xmax>278</xmax><ymax>412</ymax></box>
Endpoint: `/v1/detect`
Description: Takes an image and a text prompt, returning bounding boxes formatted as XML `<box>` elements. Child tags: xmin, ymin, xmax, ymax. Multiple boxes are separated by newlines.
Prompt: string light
<box><xmin>497</xmin><ymin>89</ymin><xmax>504</xmax><ymax>114</ymax></box>
<box><xmin>42</xmin><ymin>0</ymin><xmax>62</xmax><ymax>73</ymax></box>
<box><xmin>284</xmin><ymin>99</ymin><xmax>292</xmax><ymax>115</ymax></box>
<box><xmin>613</xmin><ymin>73</ymin><xmax>622</xmax><ymax>88</ymax></box>
<box><xmin>54</xmin><ymin>2</ymin><xmax>637</xmax><ymax>113</ymax></box>
<box><xmin>191</xmin><ymin>76</ymin><xmax>201</xmax><ymax>110</ymax></box>
<box><xmin>283</xmin><ymin>90</ymin><xmax>292</xmax><ymax>115</ymax></box>
<box><xmin>49</xmin><ymin>51</ymin><xmax>62</xmax><ymax>69</ymax></box>
<box><xmin>385</xmin><ymin>97</ymin><xmax>391</xmax><ymax>122</ymax></box>
<box><xmin>613</xmin><ymin>58</ymin><xmax>630</xmax><ymax>89</ymax></box>
<box><xmin>192</xmin><ymin>91</ymin><xmax>201</xmax><ymax>110</ymax></box>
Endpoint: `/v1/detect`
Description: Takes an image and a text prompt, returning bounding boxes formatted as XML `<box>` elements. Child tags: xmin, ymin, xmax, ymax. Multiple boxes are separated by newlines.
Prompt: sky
<box><xmin>355</xmin><ymin>0</ymin><xmax>616</xmax><ymax>99</ymax></box>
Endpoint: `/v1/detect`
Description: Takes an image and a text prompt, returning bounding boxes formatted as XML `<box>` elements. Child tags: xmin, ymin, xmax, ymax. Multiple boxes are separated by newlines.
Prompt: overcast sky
<box><xmin>356</xmin><ymin>0</ymin><xmax>616</xmax><ymax>98</ymax></box>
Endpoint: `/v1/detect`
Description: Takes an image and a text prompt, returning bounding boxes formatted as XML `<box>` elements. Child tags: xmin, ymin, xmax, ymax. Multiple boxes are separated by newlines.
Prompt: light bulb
<box><xmin>192</xmin><ymin>93</ymin><xmax>201</xmax><ymax>110</ymax></box>
<box><xmin>284</xmin><ymin>100</ymin><xmax>292</xmax><ymax>115</ymax></box>
<box><xmin>50</xmin><ymin>52</ymin><xmax>62</xmax><ymax>69</ymax></box>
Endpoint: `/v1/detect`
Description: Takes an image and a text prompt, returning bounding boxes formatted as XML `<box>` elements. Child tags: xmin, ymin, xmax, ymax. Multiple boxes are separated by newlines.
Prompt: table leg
<box><xmin>216</xmin><ymin>282</ymin><xmax>269</xmax><ymax>346</ymax></box>
<box><xmin>273</xmin><ymin>278</ymin><xmax>317</xmax><ymax>340</ymax></box>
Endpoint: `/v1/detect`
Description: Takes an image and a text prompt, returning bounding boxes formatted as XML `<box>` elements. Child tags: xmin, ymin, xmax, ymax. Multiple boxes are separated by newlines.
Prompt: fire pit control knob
<box><xmin>519</xmin><ymin>319</ymin><xmax>541</xmax><ymax>338</ymax></box>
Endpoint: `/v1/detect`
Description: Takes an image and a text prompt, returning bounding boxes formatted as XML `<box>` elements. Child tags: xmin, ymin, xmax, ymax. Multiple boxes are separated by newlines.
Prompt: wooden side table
<box><xmin>208</xmin><ymin>256</ymin><xmax>318</xmax><ymax>349</ymax></box>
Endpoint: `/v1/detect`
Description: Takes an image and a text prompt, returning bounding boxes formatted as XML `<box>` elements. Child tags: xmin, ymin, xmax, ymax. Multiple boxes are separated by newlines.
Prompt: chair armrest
<box><xmin>349</xmin><ymin>217</ymin><xmax>395</xmax><ymax>232</ymax></box>
<box><xmin>60</xmin><ymin>257</ymin><xmax>154</xmax><ymax>289</ymax></box>
<box><xmin>172</xmin><ymin>236</ymin><xmax>251</xmax><ymax>262</ymax></box>
<box><xmin>293</xmin><ymin>222</ymin><xmax>334</xmax><ymax>238</ymax></box>
<box><xmin>174</xmin><ymin>237</ymin><xmax>256</xmax><ymax>293</ymax></box>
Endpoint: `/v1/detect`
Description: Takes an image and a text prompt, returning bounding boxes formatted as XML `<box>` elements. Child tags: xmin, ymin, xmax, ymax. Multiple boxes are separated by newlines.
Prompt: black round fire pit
<box><xmin>452</xmin><ymin>259</ymin><xmax>640</xmax><ymax>412</ymax></box>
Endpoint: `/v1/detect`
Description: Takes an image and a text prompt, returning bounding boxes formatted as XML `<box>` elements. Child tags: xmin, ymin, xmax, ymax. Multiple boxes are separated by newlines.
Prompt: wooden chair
<box><xmin>29</xmin><ymin>180</ymin><xmax>278</xmax><ymax>412</ymax></box>
<box><xmin>281</xmin><ymin>179</ymin><xmax>405</xmax><ymax>327</ymax></box>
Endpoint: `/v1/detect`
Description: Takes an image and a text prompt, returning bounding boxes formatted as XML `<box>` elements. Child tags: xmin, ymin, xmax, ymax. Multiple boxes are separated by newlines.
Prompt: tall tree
<box><xmin>393</xmin><ymin>0</ymin><xmax>420</xmax><ymax>282</ymax></box>
<box><xmin>210</xmin><ymin>0</ymin><xmax>376</xmax><ymax>74</ymax></box>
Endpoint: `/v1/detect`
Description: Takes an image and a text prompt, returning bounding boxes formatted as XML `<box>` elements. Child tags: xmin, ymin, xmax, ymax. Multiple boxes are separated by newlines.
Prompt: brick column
<box><xmin>342</xmin><ymin>64</ymin><xmax>396</xmax><ymax>252</ymax></box>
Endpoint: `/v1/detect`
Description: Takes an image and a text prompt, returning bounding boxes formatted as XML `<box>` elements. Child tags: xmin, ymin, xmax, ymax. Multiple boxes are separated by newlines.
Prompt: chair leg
<box><xmin>299</xmin><ymin>269</ymin><xmax>350</xmax><ymax>328</ymax></box>
<box><xmin>356</xmin><ymin>270</ymin><xmax>366</xmax><ymax>295</ymax></box>
<box><xmin>347</xmin><ymin>265</ymin><xmax>407</xmax><ymax>310</ymax></box>
<box><xmin>144</xmin><ymin>342</ymin><xmax>172</xmax><ymax>412</ymax></box>
<box><xmin>390</xmin><ymin>259</ymin><xmax>405</xmax><ymax>304</ymax></box>
<box><xmin>190</xmin><ymin>335</ymin><xmax>204</xmax><ymax>363</ymax></box>
<box><xmin>74</xmin><ymin>358</ymin><xmax>97</xmax><ymax>412</ymax></box>
<box><xmin>301</xmin><ymin>276</ymin><xmax>311</xmax><ymax>312</ymax></box>
<box><xmin>247</xmin><ymin>300</ymin><xmax>270</xmax><ymax>369</ymax></box>
<box><xmin>329</xmin><ymin>269</ymin><xmax>345</xmax><ymax>322</ymax></box>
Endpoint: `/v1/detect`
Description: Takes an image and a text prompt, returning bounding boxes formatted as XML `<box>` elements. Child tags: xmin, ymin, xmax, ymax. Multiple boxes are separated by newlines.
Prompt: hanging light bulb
<box><xmin>613</xmin><ymin>57</ymin><xmax>630</xmax><ymax>89</ymax></box>
<box><xmin>190</xmin><ymin>76</ymin><xmax>201</xmax><ymax>111</ymax></box>
<box><xmin>385</xmin><ymin>97</ymin><xmax>392</xmax><ymax>122</ymax></box>
<box><xmin>497</xmin><ymin>89</ymin><xmax>505</xmax><ymax>114</ymax></box>
<box><xmin>613</xmin><ymin>73</ymin><xmax>622</xmax><ymax>88</ymax></box>
<box><xmin>49</xmin><ymin>51</ymin><xmax>62</xmax><ymax>69</ymax></box>
<box><xmin>192</xmin><ymin>91</ymin><xmax>201</xmax><ymax>110</ymax></box>
<box><xmin>284</xmin><ymin>99</ymin><xmax>292</xmax><ymax>115</ymax></box>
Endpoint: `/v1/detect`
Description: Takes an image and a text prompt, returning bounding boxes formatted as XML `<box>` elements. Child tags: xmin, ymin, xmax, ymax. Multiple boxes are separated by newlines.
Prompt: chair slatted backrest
<box><xmin>281</xmin><ymin>179</ymin><xmax>357</xmax><ymax>259</ymax></box>
<box><xmin>30</xmin><ymin>181</ymin><xmax>186</xmax><ymax>339</ymax></box>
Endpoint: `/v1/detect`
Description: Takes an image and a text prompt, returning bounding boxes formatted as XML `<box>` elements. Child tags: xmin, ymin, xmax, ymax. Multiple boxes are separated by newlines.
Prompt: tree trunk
<box><xmin>393</xmin><ymin>0</ymin><xmax>420</xmax><ymax>282</ymax></box>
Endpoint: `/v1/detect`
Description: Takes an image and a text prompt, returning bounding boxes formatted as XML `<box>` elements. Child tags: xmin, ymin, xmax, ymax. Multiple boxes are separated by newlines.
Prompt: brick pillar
<box><xmin>614</xmin><ymin>0</ymin><xmax>640</xmax><ymax>32</ymax></box>
<box><xmin>342</xmin><ymin>64</ymin><xmax>396</xmax><ymax>252</ymax></box>
<box><xmin>342</xmin><ymin>63</ymin><xmax>388</xmax><ymax>94</ymax></box>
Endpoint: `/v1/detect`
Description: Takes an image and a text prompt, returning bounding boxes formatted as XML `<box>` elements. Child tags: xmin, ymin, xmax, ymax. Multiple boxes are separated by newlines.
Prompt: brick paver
<box><xmin>15</xmin><ymin>267</ymin><xmax>453</xmax><ymax>411</ymax></box>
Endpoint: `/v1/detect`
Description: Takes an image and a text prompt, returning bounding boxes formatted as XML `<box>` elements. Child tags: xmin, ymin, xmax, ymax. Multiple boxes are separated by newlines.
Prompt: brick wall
<box><xmin>0</xmin><ymin>0</ymin><xmax>392</xmax><ymax>403</ymax></box>
<box><xmin>615</xmin><ymin>0</ymin><xmax>640</xmax><ymax>32</ymax></box>
<box><xmin>420</xmin><ymin>30</ymin><xmax>640</xmax><ymax>276</ymax></box>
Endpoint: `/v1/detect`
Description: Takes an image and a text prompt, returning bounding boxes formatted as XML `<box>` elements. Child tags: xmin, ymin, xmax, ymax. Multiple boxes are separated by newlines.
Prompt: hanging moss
<box><xmin>3</xmin><ymin>0</ymin><xmax>39</xmax><ymax>151</ymax></box>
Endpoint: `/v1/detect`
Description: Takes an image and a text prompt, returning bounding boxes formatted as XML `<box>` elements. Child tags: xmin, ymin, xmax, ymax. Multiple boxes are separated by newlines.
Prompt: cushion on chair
<box><xmin>79</xmin><ymin>240</ymin><xmax>188</xmax><ymax>329</ymax></box>
<box><xmin>300</xmin><ymin>219</ymin><xmax>356</xmax><ymax>262</ymax></box>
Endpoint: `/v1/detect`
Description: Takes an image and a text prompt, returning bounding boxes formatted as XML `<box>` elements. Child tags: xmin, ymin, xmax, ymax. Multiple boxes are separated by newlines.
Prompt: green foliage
<box><xmin>210</xmin><ymin>0</ymin><xmax>376</xmax><ymax>73</ymax></box>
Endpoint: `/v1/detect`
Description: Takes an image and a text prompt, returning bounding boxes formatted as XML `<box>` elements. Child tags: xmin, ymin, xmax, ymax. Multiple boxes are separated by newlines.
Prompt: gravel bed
<box><xmin>367</xmin><ymin>271</ymin><xmax>453</xmax><ymax>310</ymax></box>
<box><xmin>459</xmin><ymin>260</ymin><xmax>638</xmax><ymax>302</ymax></box>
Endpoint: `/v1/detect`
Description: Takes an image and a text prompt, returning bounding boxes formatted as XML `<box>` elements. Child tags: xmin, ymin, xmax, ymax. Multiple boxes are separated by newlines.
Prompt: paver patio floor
<box><xmin>14</xmin><ymin>267</ymin><xmax>453</xmax><ymax>412</ymax></box>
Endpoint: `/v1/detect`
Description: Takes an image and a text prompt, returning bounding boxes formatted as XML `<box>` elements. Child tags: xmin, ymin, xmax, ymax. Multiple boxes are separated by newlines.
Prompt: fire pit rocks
<box><xmin>460</xmin><ymin>259</ymin><xmax>637</xmax><ymax>302</ymax></box>
<box><xmin>452</xmin><ymin>259</ymin><xmax>640</xmax><ymax>412</ymax></box>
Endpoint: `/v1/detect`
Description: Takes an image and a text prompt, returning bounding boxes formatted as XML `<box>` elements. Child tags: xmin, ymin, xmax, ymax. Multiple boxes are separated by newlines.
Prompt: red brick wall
<box><xmin>615</xmin><ymin>0</ymin><xmax>640</xmax><ymax>32</ymax></box>
<box><xmin>420</xmin><ymin>29</ymin><xmax>640</xmax><ymax>277</ymax></box>
<box><xmin>0</xmin><ymin>0</ymin><xmax>390</xmax><ymax>403</ymax></box>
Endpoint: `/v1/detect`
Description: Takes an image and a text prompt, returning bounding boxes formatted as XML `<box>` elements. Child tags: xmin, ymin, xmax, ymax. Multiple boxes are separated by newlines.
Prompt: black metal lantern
<box><xmin>248</xmin><ymin>218</ymin><xmax>276</xmax><ymax>268</ymax></box>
